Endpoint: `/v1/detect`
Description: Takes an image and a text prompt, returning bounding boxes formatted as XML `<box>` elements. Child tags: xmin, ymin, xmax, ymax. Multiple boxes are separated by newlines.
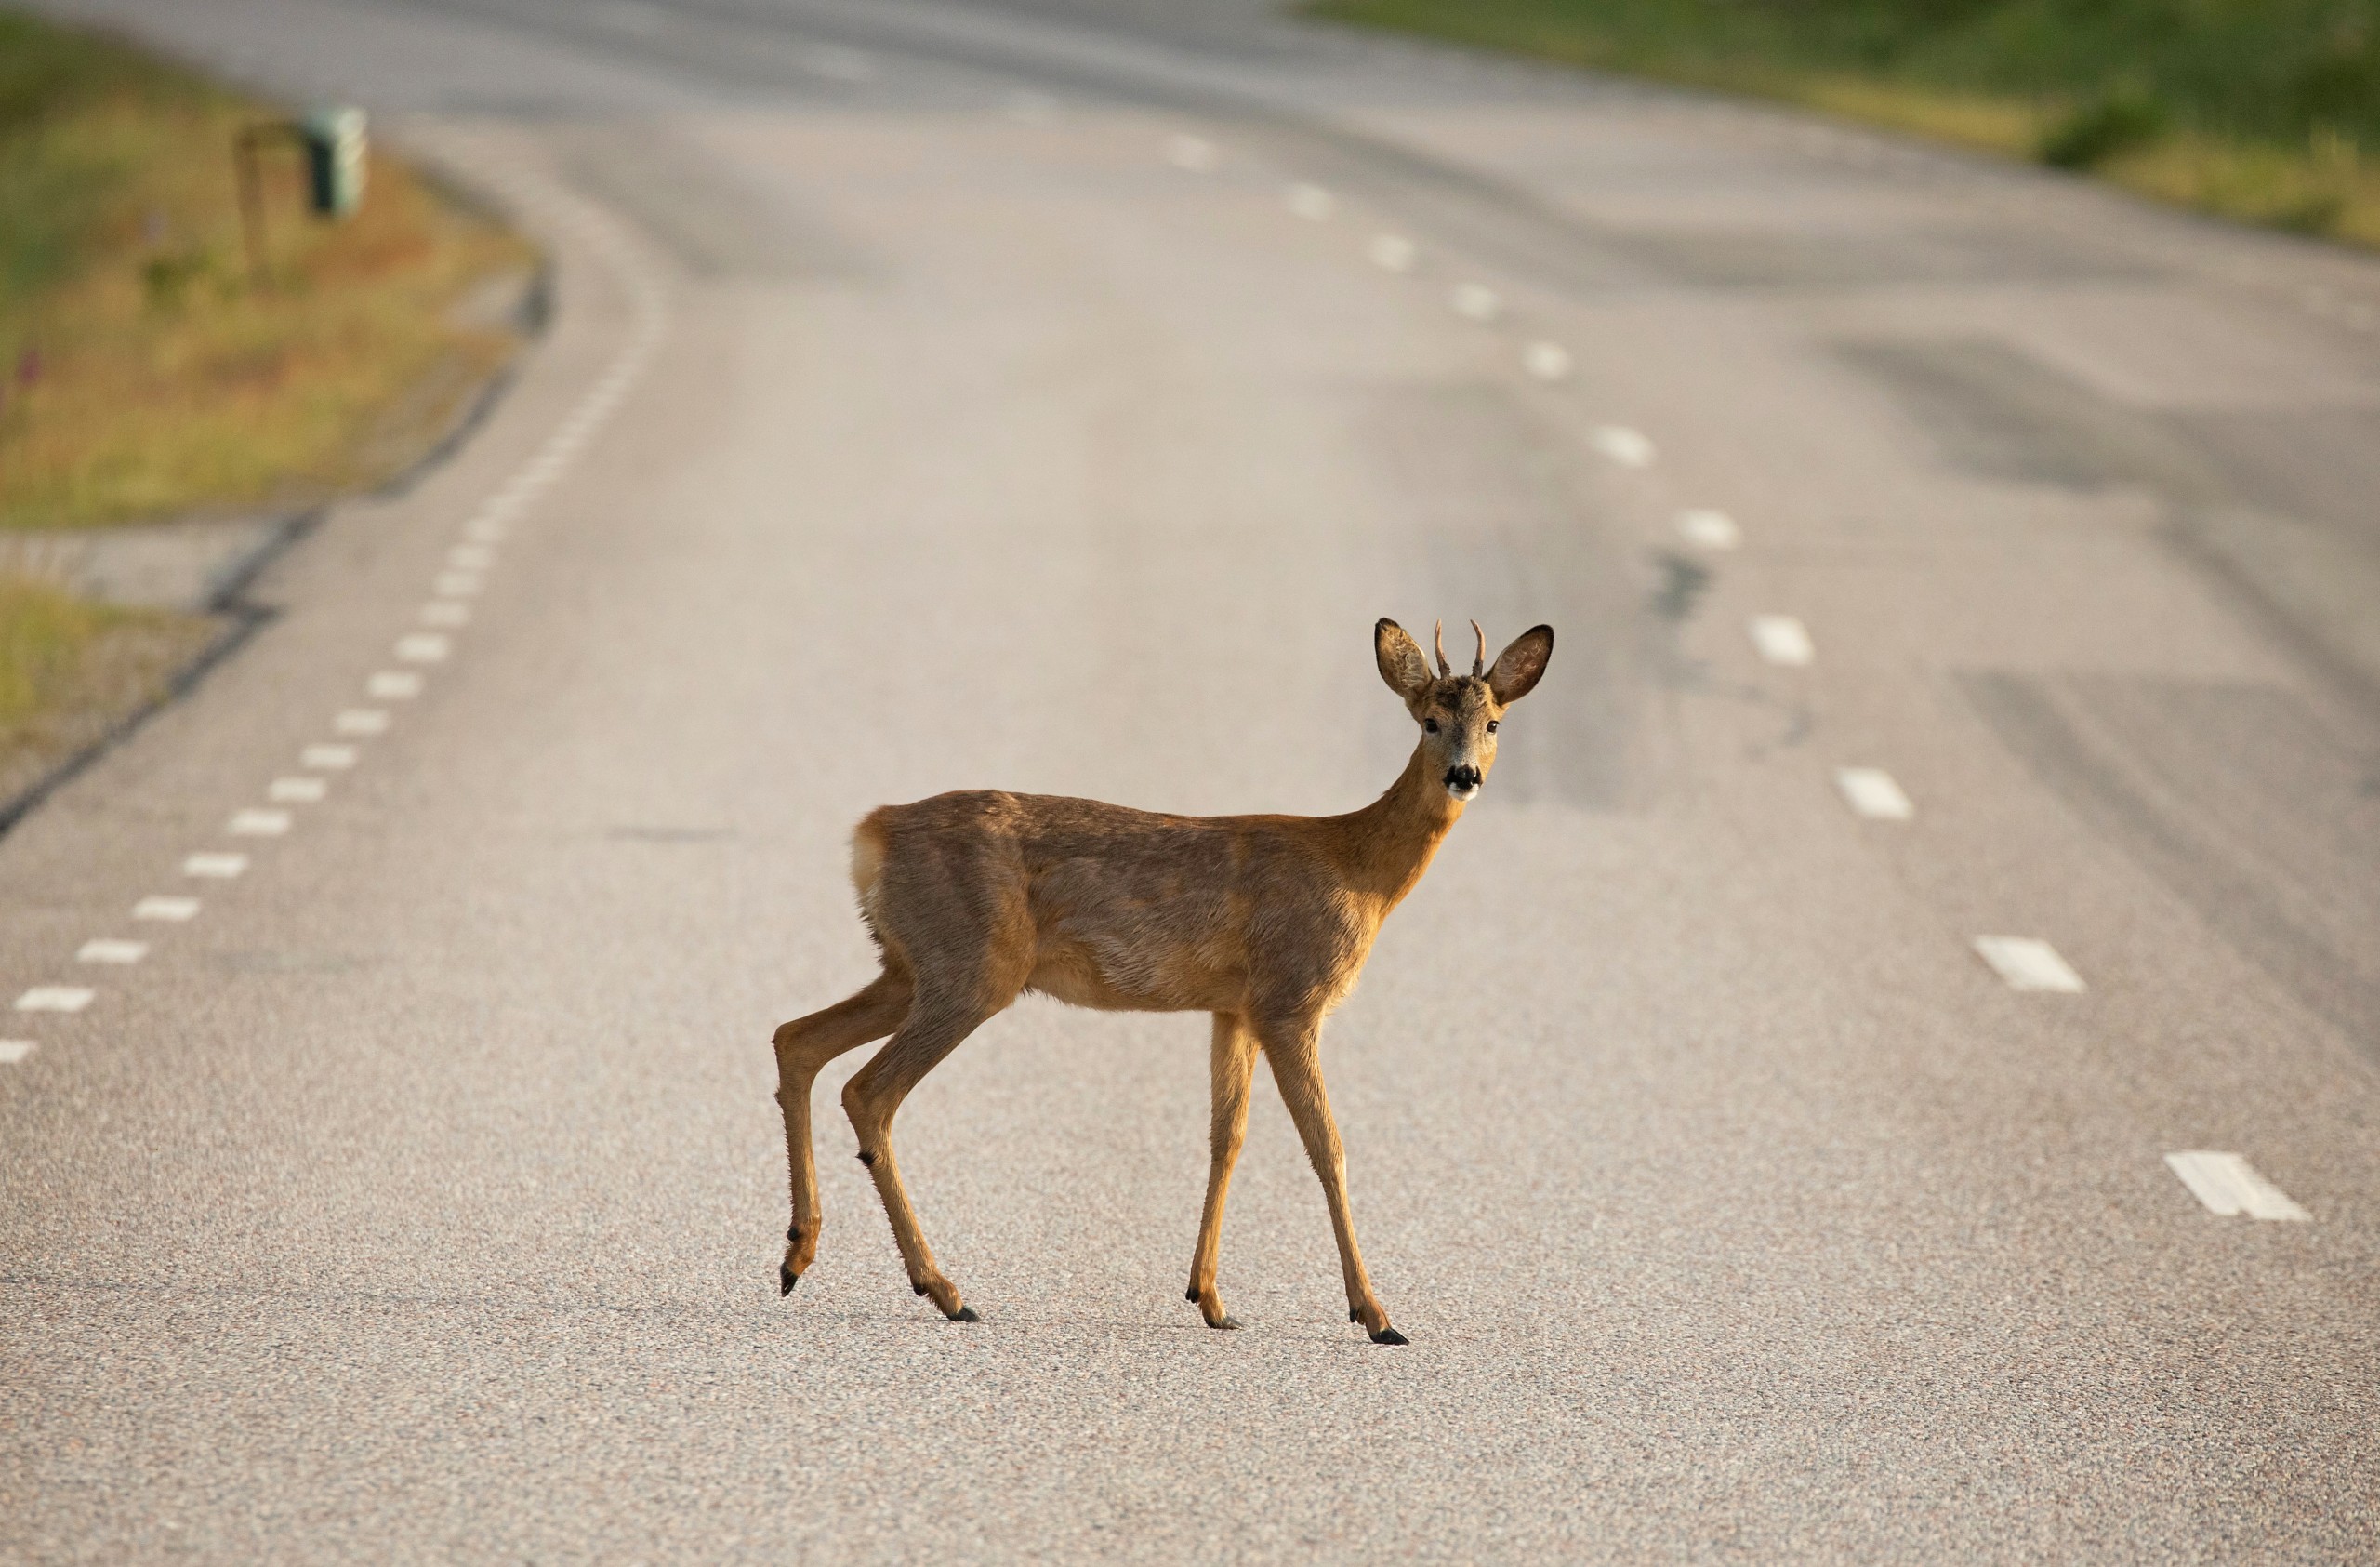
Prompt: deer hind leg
<box><xmin>773</xmin><ymin>966</ymin><xmax>912</xmax><ymax>1293</ymax></box>
<box><xmin>842</xmin><ymin>978</ymin><xmax>1017</xmax><ymax>1322</ymax></box>
<box><xmin>1186</xmin><ymin>1012</ymin><xmax>1257</xmax><ymax>1329</ymax></box>
<box><xmin>1258</xmin><ymin>1019</ymin><xmax>1406</xmax><ymax>1346</ymax></box>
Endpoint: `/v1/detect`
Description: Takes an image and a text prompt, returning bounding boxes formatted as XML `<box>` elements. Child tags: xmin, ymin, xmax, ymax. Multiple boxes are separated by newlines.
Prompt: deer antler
<box><xmin>1432</xmin><ymin>620</ymin><xmax>1451</xmax><ymax>677</ymax></box>
<box><xmin>1470</xmin><ymin>619</ymin><xmax>1487</xmax><ymax>678</ymax></box>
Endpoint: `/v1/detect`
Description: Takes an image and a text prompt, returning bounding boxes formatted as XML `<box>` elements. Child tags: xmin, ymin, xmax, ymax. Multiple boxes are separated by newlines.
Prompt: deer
<box><xmin>770</xmin><ymin>617</ymin><xmax>1554</xmax><ymax>1345</ymax></box>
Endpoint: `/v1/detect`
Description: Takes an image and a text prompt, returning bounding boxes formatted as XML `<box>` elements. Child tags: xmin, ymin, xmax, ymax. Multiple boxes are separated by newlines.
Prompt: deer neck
<box><xmin>1333</xmin><ymin>742</ymin><xmax>1462</xmax><ymax>910</ymax></box>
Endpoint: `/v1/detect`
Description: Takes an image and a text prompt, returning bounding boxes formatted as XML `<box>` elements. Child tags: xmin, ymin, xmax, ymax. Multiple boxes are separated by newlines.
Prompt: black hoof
<box><xmin>779</xmin><ymin>1266</ymin><xmax>799</xmax><ymax>1296</ymax></box>
<box><xmin>1369</xmin><ymin>1327</ymin><xmax>1409</xmax><ymax>1346</ymax></box>
<box><xmin>1212</xmin><ymin>1315</ymin><xmax>1241</xmax><ymax>1331</ymax></box>
<box><xmin>950</xmin><ymin>1306</ymin><xmax>981</xmax><ymax>1323</ymax></box>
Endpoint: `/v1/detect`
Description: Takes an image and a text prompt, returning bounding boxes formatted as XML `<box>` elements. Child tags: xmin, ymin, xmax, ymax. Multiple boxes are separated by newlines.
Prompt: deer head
<box><xmin>1373</xmin><ymin>618</ymin><xmax>1555</xmax><ymax>802</ymax></box>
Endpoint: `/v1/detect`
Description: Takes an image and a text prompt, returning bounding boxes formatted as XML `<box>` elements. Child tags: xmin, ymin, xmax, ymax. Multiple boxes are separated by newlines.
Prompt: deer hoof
<box><xmin>949</xmin><ymin>1306</ymin><xmax>981</xmax><ymax>1323</ymax></box>
<box><xmin>1212</xmin><ymin>1314</ymin><xmax>1241</xmax><ymax>1331</ymax></box>
<box><xmin>779</xmin><ymin>1265</ymin><xmax>799</xmax><ymax>1296</ymax></box>
<box><xmin>1368</xmin><ymin>1326</ymin><xmax>1409</xmax><ymax>1346</ymax></box>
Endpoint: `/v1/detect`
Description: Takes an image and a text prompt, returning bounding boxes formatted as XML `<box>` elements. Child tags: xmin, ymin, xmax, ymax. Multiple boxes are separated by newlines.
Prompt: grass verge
<box><xmin>0</xmin><ymin>7</ymin><xmax>536</xmax><ymax>817</ymax></box>
<box><xmin>1305</xmin><ymin>0</ymin><xmax>2380</xmax><ymax>249</ymax></box>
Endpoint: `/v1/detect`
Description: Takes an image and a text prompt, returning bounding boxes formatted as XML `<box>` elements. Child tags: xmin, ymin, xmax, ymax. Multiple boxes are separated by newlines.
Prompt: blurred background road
<box><xmin>3</xmin><ymin>0</ymin><xmax>2376</xmax><ymax>1559</ymax></box>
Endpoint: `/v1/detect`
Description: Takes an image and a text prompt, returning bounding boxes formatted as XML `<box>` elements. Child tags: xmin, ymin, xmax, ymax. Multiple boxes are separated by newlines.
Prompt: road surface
<box><xmin>5</xmin><ymin>0</ymin><xmax>2378</xmax><ymax>1558</ymax></box>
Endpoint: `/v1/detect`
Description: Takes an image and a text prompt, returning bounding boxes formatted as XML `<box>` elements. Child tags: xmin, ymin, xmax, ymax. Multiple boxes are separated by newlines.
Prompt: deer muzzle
<box><xmin>1444</xmin><ymin>764</ymin><xmax>1482</xmax><ymax>801</ymax></box>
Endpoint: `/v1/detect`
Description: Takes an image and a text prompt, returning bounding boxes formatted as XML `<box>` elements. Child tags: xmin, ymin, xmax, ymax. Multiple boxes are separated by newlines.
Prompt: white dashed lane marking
<box><xmin>2164</xmin><ymin>1151</ymin><xmax>2311</xmax><ymax>1221</ymax></box>
<box><xmin>367</xmin><ymin>672</ymin><xmax>424</xmax><ymax>700</ymax></box>
<box><xmin>16</xmin><ymin>987</ymin><xmax>93</xmax><ymax>1014</ymax></box>
<box><xmin>1749</xmin><ymin>615</ymin><xmax>1815</xmax><ymax>667</ymax></box>
<box><xmin>1368</xmin><ymin>234</ymin><xmax>1416</xmax><ymax>272</ymax></box>
<box><xmin>395</xmin><ymin>633</ymin><xmax>451</xmax><ymax>663</ymax></box>
<box><xmin>183</xmin><ymin>853</ymin><xmax>248</xmax><ymax>879</ymax></box>
<box><xmin>1286</xmin><ymin>183</ymin><xmax>1333</xmax><ymax>220</ymax></box>
<box><xmin>1678</xmin><ymin>509</ymin><xmax>1740</xmax><ymax>549</ymax></box>
<box><xmin>134</xmin><ymin>896</ymin><xmax>200</xmax><ymax>921</ymax></box>
<box><xmin>0</xmin><ymin>1041</ymin><xmax>32</xmax><ymax>1065</ymax></box>
<box><xmin>420</xmin><ymin>602</ymin><xmax>469</xmax><ymax>628</ymax></box>
<box><xmin>229</xmin><ymin>809</ymin><xmax>292</xmax><ymax>837</ymax></box>
<box><xmin>1834</xmin><ymin>767</ymin><xmax>1913</xmax><ymax>821</ymax></box>
<box><xmin>448</xmin><ymin>545</ymin><xmax>496</xmax><ymax>572</ymax></box>
<box><xmin>269</xmin><ymin>777</ymin><xmax>328</xmax><ymax>803</ymax></box>
<box><xmin>335</xmin><ymin>710</ymin><xmax>390</xmax><ymax>736</ymax></box>
<box><xmin>1523</xmin><ymin>341</ymin><xmax>1571</xmax><ymax>381</ymax></box>
<box><xmin>1973</xmin><ymin>936</ymin><xmax>2085</xmax><ymax>993</ymax></box>
<box><xmin>1451</xmin><ymin>283</ymin><xmax>1501</xmax><ymax>321</ymax></box>
<box><xmin>76</xmin><ymin>939</ymin><xmax>147</xmax><ymax>964</ymax></box>
<box><xmin>434</xmin><ymin>572</ymin><xmax>483</xmax><ymax>598</ymax></box>
<box><xmin>1590</xmin><ymin>426</ymin><xmax>1657</xmax><ymax>468</ymax></box>
<box><xmin>303</xmin><ymin>744</ymin><xmax>358</xmax><ymax>769</ymax></box>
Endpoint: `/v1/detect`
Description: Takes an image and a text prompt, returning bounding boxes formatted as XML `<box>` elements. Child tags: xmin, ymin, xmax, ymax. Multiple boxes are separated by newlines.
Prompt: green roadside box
<box><xmin>299</xmin><ymin>106</ymin><xmax>367</xmax><ymax>218</ymax></box>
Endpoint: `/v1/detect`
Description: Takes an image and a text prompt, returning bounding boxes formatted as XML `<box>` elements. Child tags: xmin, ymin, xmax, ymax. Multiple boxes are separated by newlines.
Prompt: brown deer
<box><xmin>771</xmin><ymin>617</ymin><xmax>1554</xmax><ymax>1345</ymax></box>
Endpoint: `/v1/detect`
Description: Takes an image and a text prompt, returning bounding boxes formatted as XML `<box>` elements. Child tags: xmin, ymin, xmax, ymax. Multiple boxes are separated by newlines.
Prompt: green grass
<box><xmin>0</xmin><ymin>8</ymin><xmax>534</xmax><ymax>806</ymax></box>
<box><xmin>0</xmin><ymin>8</ymin><xmax>536</xmax><ymax>531</ymax></box>
<box><xmin>1305</xmin><ymin>0</ymin><xmax>2380</xmax><ymax>247</ymax></box>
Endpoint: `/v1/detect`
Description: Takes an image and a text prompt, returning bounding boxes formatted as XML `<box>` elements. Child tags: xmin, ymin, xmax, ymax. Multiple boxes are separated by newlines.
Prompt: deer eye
<box><xmin>1423</xmin><ymin>718</ymin><xmax>1440</xmax><ymax>733</ymax></box>
<box><xmin>1486</xmin><ymin>721</ymin><xmax>1499</xmax><ymax>733</ymax></box>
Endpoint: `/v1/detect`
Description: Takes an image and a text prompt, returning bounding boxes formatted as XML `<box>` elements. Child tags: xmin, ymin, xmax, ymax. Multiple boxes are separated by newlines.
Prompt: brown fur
<box><xmin>771</xmin><ymin>618</ymin><xmax>1554</xmax><ymax>1342</ymax></box>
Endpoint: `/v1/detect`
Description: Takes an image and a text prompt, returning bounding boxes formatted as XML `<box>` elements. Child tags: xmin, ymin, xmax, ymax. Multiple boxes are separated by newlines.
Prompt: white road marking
<box><xmin>1749</xmin><ymin>615</ymin><xmax>1815</xmax><ymax>666</ymax></box>
<box><xmin>76</xmin><ymin>939</ymin><xmax>147</xmax><ymax>964</ymax></box>
<box><xmin>367</xmin><ymin>671</ymin><xmax>424</xmax><ymax>699</ymax></box>
<box><xmin>448</xmin><ymin>545</ymin><xmax>496</xmax><ymax>572</ymax></box>
<box><xmin>1834</xmin><ymin>767</ymin><xmax>1913</xmax><ymax>821</ymax></box>
<box><xmin>1166</xmin><ymin>134</ymin><xmax>1217</xmax><ymax>171</ymax></box>
<box><xmin>1523</xmin><ymin>341</ymin><xmax>1571</xmax><ymax>381</ymax></box>
<box><xmin>0</xmin><ymin>1041</ymin><xmax>32</xmax><ymax>1065</ymax></box>
<box><xmin>134</xmin><ymin>896</ymin><xmax>200</xmax><ymax>921</ymax></box>
<box><xmin>1678</xmin><ymin>509</ymin><xmax>1740</xmax><ymax>549</ymax></box>
<box><xmin>463</xmin><ymin>517</ymin><xmax>508</xmax><ymax>544</ymax></box>
<box><xmin>395</xmin><ymin>633</ymin><xmax>451</xmax><ymax>663</ymax></box>
<box><xmin>269</xmin><ymin>777</ymin><xmax>328</xmax><ymax>803</ymax></box>
<box><xmin>1286</xmin><ymin>183</ymin><xmax>1334</xmax><ymax>220</ymax></box>
<box><xmin>1590</xmin><ymin>426</ymin><xmax>1657</xmax><ymax>468</ymax></box>
<box><xmin>1972</xmin><ymin>936</ymin><xmax>2085</xmax><ymax>993</ymax></box>
<box><xmin>229</xmin><ymin>808</ymin><xmax>292</xmax><ymax>837</ymax></box>
<box><xmin>434</xmin><ymin>572</ymin><xmax>484</xmax><ymax>598</ymax></box>
<box><xmin>335</xmin><ymin>710</ymin><xmax>390</xmax><ymax>736</ymax></box>
<box><xmin>182</xmin><ymin>853</ymin><xmax>247</xmax><ymax>879</ymax></box>
<box><xmin>2164</xmin><ymin>1151</ymin><xmax>2310</xmax><ymax>1221</ymax></box>
<box><xmin>419</xmin><ymin>601</ymin><xmax>469</xmax><ymax>628</ymax></box>
<box><xmin>16</xmin><ymin>987</ymin><xmax>93</xmax><ymax>1013</ymax></box>
<box><xmin>302</xmin><ymin>744</ymin><xmax>358</xmax><ymax>769</ymax></box>
<box><xmin>1451</xmin><ymin>283</ymin><xmax>1501</xmax><ymax>321</ymax></box>
<box><xmin>1368</xmin><ymin>233</ymin><xmax>1416</xmax><ymax>272</ymax></box>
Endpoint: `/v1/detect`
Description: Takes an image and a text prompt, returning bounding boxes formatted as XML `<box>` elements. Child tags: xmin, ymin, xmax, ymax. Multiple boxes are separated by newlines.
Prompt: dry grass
<box><xmin>0</xmin><ymin>574</ymin><xmax>218</xmax><ymax>807</ymax></box>
<box><xmin>0</xmin><ymin>11</ymin><xmax>536</xmax><ymax>532</ymax></box>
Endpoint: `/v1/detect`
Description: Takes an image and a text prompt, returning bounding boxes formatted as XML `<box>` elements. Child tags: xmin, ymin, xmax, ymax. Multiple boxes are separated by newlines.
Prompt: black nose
<box><xmin>1446</xmin><ymin>765</ymin><xmax>1481</xmax><ymax>791</ymax></box>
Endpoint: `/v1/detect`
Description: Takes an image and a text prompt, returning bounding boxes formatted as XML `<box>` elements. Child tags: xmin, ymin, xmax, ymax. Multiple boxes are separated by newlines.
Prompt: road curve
<box><xmin>5</xmin><ymin>0</ymin><xmax>2378</xmax><ymax>1559</ymax></box>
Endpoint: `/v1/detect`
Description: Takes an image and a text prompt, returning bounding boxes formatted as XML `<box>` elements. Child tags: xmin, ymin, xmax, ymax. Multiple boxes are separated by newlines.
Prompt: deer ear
<box><xmin>1488</xmin><ymin>624</ymin><xmax>1554</xmax><ymax>705</ymax></box>
<box><xmin>1374</xmin><ymin>618</ymin><xmax>1433</xmax><ymax>701</ymax></box>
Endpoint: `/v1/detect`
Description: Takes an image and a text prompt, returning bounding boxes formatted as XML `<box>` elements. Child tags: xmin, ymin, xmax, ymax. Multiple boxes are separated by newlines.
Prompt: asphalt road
<box><xmin>5</xmin><ymin>0</ymin><xmax>2379</xmax><ymax>1559</ymax></box>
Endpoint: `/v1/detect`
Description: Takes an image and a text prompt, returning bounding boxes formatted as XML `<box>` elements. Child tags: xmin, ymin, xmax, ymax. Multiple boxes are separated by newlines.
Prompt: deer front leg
<box><xmin>1187</xmin><ymin>1012</ymin><xmax>1258</xmax><ymax>1329</ymax></box>
<box><xmin>1259</xmin><ymin>1021</ymin><xmax>1406</xmax><ymax>1346</ymax></box>
<box><xmin>772</xmin><ymin>970</ymin><xmax>910</xmax><ymax>1293</ymax></box>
